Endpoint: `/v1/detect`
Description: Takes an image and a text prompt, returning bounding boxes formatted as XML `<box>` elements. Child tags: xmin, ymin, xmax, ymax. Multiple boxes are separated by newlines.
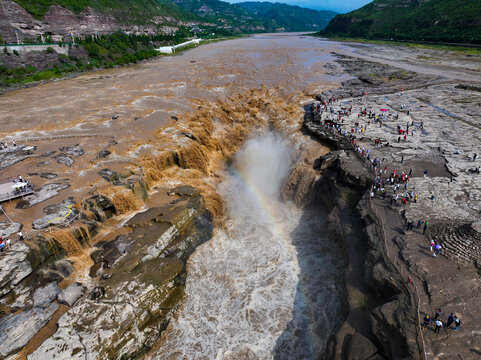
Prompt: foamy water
<box><xmin>149</xmin><ymin>133</ymin><xmax>344</xmax><ymax>359</ymax></box>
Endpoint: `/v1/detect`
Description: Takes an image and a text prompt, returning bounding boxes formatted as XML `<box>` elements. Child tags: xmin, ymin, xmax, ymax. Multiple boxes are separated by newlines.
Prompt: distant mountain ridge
<box><xmin>321</xmin><ymin>0</ymin><xmax>481</xmax><ymax>44</ymax></box>
<box><xmin>237</xmin><ymin>2</ymin><xmax>338</xmax><ymax>31</ymax></box>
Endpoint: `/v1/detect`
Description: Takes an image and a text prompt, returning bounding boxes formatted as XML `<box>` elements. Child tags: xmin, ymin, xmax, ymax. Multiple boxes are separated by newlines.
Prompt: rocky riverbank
<box><xmin>304</xmin><ymin>111</ymin><xmax>420</xmax><ymax>359</ymax></box>
<box><xmin>0</xmin><ymin>184</ymin><xmax>213</xmax><ymax>359</ymax></box>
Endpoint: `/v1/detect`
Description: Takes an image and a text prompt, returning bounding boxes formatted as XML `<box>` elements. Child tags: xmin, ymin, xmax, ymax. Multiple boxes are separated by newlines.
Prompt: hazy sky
<box><xmin>229</xmin><ymin>0</ymin><xmax>373</xmax><ymax>13</ymax></box>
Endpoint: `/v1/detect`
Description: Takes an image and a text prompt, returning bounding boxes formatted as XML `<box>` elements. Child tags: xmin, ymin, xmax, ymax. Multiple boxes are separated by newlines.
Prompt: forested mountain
<box><xmin>237</xmin><ymin>2</ymin><xmax>337</xmax><ymax>31</ymax></box>
<box><xmin>321</xmin><ymin>0</ymin><xmax>481</xmax><ymax>44</ymax></box>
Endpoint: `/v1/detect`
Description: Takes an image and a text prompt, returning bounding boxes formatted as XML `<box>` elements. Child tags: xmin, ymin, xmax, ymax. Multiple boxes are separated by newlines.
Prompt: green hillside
<box><xmin>237</xmin><ymin>2</ymin><xmax>337</xmax><ymax>31</ymax></box>
<box><xmin>171</xmin><ymin>0</ymin><xmax>264</xmax><ymax>28</ymax></box>
<box><xmin>13</xmin><ymin>0</ymin><xmax>197</xmax><ymax>22</ymax></box>
<box><xmin>322</xmin><ymin>0</ymin><xmax>481</xmax><ymax>44</ymax></box>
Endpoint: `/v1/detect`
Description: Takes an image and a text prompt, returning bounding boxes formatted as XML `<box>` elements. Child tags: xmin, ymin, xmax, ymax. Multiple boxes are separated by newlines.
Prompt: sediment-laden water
<box><xmin>149</xmin><ymin>132</ymin><xmax>345</xmax><ymax>359</ymax></box>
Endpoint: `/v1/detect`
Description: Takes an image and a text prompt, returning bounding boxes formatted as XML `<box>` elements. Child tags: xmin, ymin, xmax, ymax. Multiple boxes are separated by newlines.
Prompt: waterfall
<box><xmin>149</xmin><ymin>132</ymin><xmax>344</xmax><ymax>359</ymax></box>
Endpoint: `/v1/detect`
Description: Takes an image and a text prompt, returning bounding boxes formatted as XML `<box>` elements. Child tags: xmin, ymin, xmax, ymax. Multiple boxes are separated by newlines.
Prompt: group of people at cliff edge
<box><xmin>423</xmin><ymin>309</ymin><xmax>462</xmax><ymax>334</ymax></box>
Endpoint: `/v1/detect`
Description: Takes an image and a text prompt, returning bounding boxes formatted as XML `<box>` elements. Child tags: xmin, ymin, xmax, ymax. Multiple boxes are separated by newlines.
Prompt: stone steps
<box><xmin>428</xmin><ymin>222</ymin><xmax>481</xmax><ymax>264</ymax></box>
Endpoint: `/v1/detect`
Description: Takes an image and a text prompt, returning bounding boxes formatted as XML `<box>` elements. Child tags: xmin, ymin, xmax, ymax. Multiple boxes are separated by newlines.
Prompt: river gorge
<box><xmin>1</xmin><ymin>33</ymin><xmax>480</xmax><ymax>360</ymax></box>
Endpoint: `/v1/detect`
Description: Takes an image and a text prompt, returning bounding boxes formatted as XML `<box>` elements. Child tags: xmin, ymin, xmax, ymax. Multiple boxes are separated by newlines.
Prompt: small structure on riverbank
<box><xmin>0</xmin><ymin>181</ymin><xmax>34</xmax><ymax>203</ymax></box>
<box><xmin>156</xmin><ymin>39</ymin><xmax>201</xmax><ymax>54</ymax></box>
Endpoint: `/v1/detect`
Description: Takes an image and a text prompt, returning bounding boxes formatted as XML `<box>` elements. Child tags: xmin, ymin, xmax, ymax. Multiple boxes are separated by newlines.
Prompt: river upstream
<box><xmin>2</xmin><ymin>33</ymin><xmax>479</xmax><ymax>360</ymax></box>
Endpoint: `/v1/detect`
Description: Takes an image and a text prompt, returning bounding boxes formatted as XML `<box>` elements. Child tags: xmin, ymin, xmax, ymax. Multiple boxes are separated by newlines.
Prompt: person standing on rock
<box><xmin>454</xmin><ymin>316</ymin><xmax>461</xmax><ymax>331</ymax></box>
<box><xmin>435</xmin><ymin>308</ymin><xmax>442</xmax><ymax>319</ymax></box>
<box><xmin>422</xmin><ymin>315</ymin><xmax>431</xmax><ymax>329</ymax></box>
<box><xmin>446</xmin><ymin>313</ymin><xmax>455</xmax><ymax>328</ymax></box>
<box><xmin>424</xmin><ymin>169</ymin><xmax>428</xmax><ymax>178</ymax></box>
<box><xmin>435</xmin><ymin>319</ymin><xmax>443</xmax><ymax>333</ymax></box>
<box><xmin>433</xmin><ymin>244</ymin><xmax>442</xmax><ymax>257</ymax></box>
<box><xmin>423</xmin><ymin>221</ymin><xmax>429</xmax><ymax>235</ymax></box>
<box><xmin>430</xmin><ymin>239</ymin><xmax>435</xmax><ymax>252</ymax></box>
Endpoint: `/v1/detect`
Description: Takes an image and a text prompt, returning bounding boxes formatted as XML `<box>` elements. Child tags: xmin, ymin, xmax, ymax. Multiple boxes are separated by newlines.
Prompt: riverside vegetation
<box><xmin>0</xmin><ymin>29</ymin><xmax>210</xmax><ymax>87</ymax></box>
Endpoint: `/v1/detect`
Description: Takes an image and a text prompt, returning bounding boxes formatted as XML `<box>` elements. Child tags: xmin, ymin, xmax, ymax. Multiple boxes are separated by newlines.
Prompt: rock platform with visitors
<box><xmin>304</xmin><ymin>54</ymin><xmax>481</xmax><ymax>359</ymax></box>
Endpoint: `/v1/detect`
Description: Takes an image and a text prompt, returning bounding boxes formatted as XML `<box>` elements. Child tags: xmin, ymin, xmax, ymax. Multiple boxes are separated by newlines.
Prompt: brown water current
<box><xmin>0</xmin><ymin>33</ymin><xmax>341</xmax><ymax>235</ymax></box>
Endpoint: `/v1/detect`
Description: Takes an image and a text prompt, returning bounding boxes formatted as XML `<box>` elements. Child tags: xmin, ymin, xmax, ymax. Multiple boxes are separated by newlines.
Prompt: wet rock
<box><xmin>33</xmin><ymin>198</ymin><xmax>77</xmax><ymax>229</ymax></box>
<box><xmin>41</xmin><ymin>150</ymin><xmax>56</xmax><ymax>157</ymax></box>
<box><xmin>59</xmin><ymin>146</ymin><xmax>84</xmax><ymax>157</ymax></box>
<box><xmin>89</xmin><ymin>261</ymin><xmax>107</xmax><ymax>278</ymax></box>
<box><xmin>180</xmin><ymin>131</ymin><xmax>198</xmax><ymax>141</ymax></box>
<box><xmin>0</xmin><ymin>303</ymin><xmax>58</xmax><ymax>358</ymax></box>
<box><xmin>0</xmin><ymin>146</ymin><xmax>29</xmax><ymax>170</ymax></box>
<box><xmin>0</xmin><ymin>242</ymin><xmax>33</xmax><ymax>297</ymax></box>
<box><xmin>167</xmin><ymin>185</ymin><xmax>201</xmax><ymax>197</ymax></box>
<box><xmin>23</xmin><ymin>182</ymin><xmax>70</xmax><ymax>207</ymax></box>
<box><xmin>40</xmin><ymin>172</ymin><xmax>58</xmax><ymax>179</ymax></box>
<box><xmin>91</xmin><ymin>234</ymin><xmax>134</xmax><ymax>266</ymax></box>
<box><xmin>33</xmin><ymin>281</ymin><xmax>61</xmax><ymax>308</ymax></box>
<box><xmin>42</xmin><ymin>260</ymin><xmax>74</xmax><ymax>282</ymax></box>
<box><xmin>15</xmin><ymin>200</ymin><xmax>30</xmax><ymax>209</ymax></box>
<box><xmin>82</xmin><ymin>194</ymin><xmax>116</xmax><ymax>221</ymax></box>
<box><xmin>98</xmin><ymin>168</ymin><xmax>117</xmax><ymax>182</ymax></box>
<box><xmin>97</xmin><ymin>169</ymin><xmax>132</xmax><ymax>185</ymax></box>
<box><xmin>57</xmin><ymin>282</ymin><xmax>86</xmax><ymax>306</ymax></box>
<box><xmin>0</xmin><ymin>222</ymin><xmax>22</xmax><ymax>237</ymax></box>
<box><xmin>53</xmin><ymin>153</ymin><xmax>74</xmax><ymax>166</ymax></box>
<box><xmin>96</xmin><ymin>149</ymin><xmax>111</xmax><ymax>158</ymax></box>
<box><xmin>88</xmin><ymin>286</ymin><xmax>105</xmax><ymax>301</ymax></box>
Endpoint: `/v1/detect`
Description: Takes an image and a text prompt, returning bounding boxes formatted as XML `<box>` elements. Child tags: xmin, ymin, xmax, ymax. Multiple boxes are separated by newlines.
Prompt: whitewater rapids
<box><xmin>149</xmin><ymin>132</ymin><xmax>344</xmax><ymax>359</ymax></box>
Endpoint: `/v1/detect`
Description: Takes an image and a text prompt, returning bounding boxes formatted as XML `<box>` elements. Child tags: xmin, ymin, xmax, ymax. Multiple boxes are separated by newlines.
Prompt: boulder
<box><xmin>33</xmin><ymin>282</ymin><xmax>61</xmax><ymax>308</ymax></box>
<box><xmin>53</xmin><ymin>153</ymin><xmax>74</xmax><ymax>167</ymax></box>
<box><xmin>42</xmin><ymin>260</ymin><xmax>74</xmax><ymax>282</ymax></box>
<box><xmin>57</xmin><ymin>283</ymin><xmax>86</xmax><ymax>306</ymax></box>
<box><xmin>40</xmin><ymin>172</ymin><xmax>57</xmax><ymax>179</ymax></box>
<box><xmin>346</xmin><ymin>333</ymin><xmax>378</xmax><ymax>360</ymax></box>
<box><xmin>59</xmin><ymin>146</ymin><xmax>84</xmax><ymax>157</ymax></box>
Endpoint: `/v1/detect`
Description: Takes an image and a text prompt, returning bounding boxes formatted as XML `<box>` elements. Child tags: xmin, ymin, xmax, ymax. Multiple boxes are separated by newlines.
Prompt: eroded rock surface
<box><xmin>0</xmin><ymin>303</ymin><xmax>59</xmax><ymax>358</ymax></box>
<box><xmin>22</xmin><ymin>182</ymin><xmax>70</xmax><ymax>207</ymax></box>
<box><xmin>33</xmin><ymin>197</ymin><xmax>77</xmax><ymax>229</ymax></box>
<box><xmin>29</xmin><ymin>190</ymin><xmax>213</xmax><ymax>359</ymax></box>
<box><xmin>57</xmin><ymin>283</ymin><xmax>86</xmax><ymax>306</ymax></box>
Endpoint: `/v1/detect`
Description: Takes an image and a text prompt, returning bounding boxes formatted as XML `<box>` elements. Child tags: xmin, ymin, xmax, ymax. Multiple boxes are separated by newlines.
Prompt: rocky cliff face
<box><xmin>0</xmin><ymin>0</ymin><xmax>177</xmax><ymax>43</ymax></box>
<box><xmin>303</xmin><ymin>108</ymin><xmax>419</xmax><ymax>360</ymax></box>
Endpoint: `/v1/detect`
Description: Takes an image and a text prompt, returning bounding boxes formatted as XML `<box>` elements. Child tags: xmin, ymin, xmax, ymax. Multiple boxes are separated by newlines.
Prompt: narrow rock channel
<box><xmin>148</xmin><ymin>132</ymin><xmax>346</xmax><ymax>359</ymax></box>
